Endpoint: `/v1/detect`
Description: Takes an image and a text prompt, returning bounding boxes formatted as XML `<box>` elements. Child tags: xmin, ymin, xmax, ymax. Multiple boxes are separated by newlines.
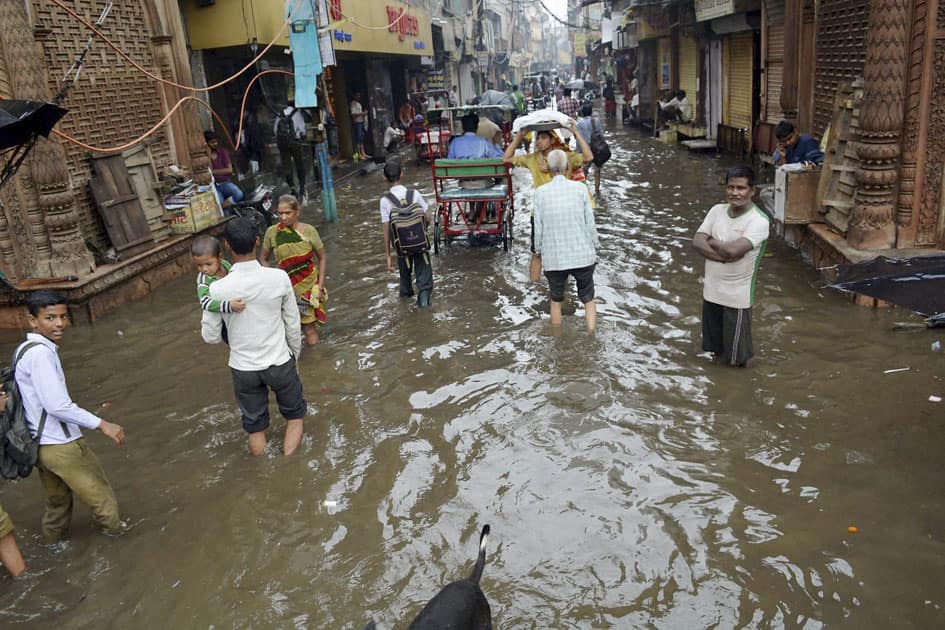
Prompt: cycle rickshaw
<box><xmin>425</xmin><ymin>105</ymin><xmax>516</xmax><ymax>252</ymax></box>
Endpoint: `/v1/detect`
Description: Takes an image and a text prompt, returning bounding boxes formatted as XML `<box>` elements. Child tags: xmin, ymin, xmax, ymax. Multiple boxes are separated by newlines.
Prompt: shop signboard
<box><xmin>574</xmin><ymin>32</ymin><xmax>587</xmax><ymax>58</ymax></box>
<box><xmin>327</xmin><ymin>0</ymin><xmax>433</xmax><ymax>56</ymax></box>
<box><xmin>695</xmin><ymin>0</ymin><xmax>759</xmax><ymax>22</ymax></box>
<box><xmin>659</xmin><ymin>37</ymin><xmax>672</xmax><ymax>90</ymax></box>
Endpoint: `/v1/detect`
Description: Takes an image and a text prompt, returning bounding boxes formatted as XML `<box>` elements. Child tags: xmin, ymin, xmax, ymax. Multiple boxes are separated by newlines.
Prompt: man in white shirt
<box><xmin>349</xmin><ymin>92</ymin><xmax>370</xmax><ymax>159</ymax></box>
<box><xmin>15</xmin><ymin>291</ymin><xmax>126</xmax><ymax>542</ymax></box>
<box><xmin>692</xmin><ymin>166</ymin><xmax>771</xmax><ymax>367</ymax></box>
<box><xmin>201</xmin><ymin>217</ymin><xmax>307</xmax><ymax>456</ymax></box>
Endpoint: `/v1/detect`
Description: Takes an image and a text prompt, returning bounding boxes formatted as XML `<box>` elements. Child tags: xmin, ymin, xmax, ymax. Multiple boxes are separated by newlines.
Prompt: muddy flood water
<box><xmin>1</xmin><ymin>123</ymin><xmax>944</xmax><ymax>629</ymax></box>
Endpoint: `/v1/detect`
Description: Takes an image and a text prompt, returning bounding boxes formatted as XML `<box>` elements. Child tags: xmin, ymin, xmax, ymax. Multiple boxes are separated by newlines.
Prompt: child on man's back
<box><xmin>191</xmin><ymin>235</ymin><xmax>245</xmax><ymax>314</ymax></box>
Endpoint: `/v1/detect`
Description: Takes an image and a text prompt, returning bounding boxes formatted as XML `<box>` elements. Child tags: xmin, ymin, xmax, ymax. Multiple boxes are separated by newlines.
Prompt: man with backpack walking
<box><xmin>274</xmin><ymin>102</ymin><xmax>309</xmax><ymax>202</ymax></box>
<box><xmin>380</xmin><ymin>161</ymin><xmax>433</xmax><ymax>308</ymax></box>
<box><xmin>12</xmin><ymin>291</ymin><xmax>126</xmax><ymax>542</ymax></box>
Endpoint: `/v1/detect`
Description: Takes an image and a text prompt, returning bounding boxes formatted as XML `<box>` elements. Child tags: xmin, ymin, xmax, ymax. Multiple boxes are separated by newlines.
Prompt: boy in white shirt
<box><xmin>15</xmin><ymin>291</ymin><xmax>126</xmax><ymax>541</ymax></box>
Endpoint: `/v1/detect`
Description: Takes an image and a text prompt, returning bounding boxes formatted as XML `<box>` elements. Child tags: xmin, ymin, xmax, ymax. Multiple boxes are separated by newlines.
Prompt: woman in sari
<box><xmin>261</xmin><ymin>194</ymin><xmax>327</xmax><ymax>346</ymax></box>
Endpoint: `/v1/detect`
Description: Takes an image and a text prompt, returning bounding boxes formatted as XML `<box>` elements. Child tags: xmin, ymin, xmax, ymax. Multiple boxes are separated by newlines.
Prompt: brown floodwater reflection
<box><xmin>1</xmin><ymin>122</ymin><xmax>944</xmax><ymax>629</ymax></box>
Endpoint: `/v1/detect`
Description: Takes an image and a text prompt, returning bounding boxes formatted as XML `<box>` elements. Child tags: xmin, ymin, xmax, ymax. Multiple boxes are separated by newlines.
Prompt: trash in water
<box><xmin>929</xmin><ymin>395</ymin><xmax>942</xmax><ymax>403</ymax></box>
<box><xmin>933</xmin><ymin>341</ymin><xmax>942</xmax><ymax>352</ymax></box>
<box><xmin>848</xmin><ymin>526</ymin><xmax>858</xmax><ymax>534</ymax></box>
<box><xmin>117</xmin><ymin>330</ymin><xmax>124</xmax><ymax>337</ymax></box>
<box><xmin>323</xmin><ymin>500</ymin><xmax>337</xmax><ymax>508</ymax></box>
<box><xmin>101</xmin><ymin>401</ymin><xmax>111</xmax><ymax>408</ymax></box>
<box><xmin>884</xmin><ymin>367</ymin><xmax>910</xmax><ymax>374</ymax></box>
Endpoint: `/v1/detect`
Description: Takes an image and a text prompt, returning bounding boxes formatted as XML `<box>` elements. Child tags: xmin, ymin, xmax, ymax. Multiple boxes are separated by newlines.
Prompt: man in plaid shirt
<box><xmin>534</xmin><ymin>149</ymin><xmax>600</xmax><ymax>333</ymax></box>
<box><xmin>557</xmin><ymin>89</ymin><xmax>580</xmax><ymax>118</ymax></box>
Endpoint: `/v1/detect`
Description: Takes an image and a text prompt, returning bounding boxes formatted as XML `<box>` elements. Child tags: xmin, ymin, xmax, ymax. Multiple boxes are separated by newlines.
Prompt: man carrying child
<box><xmin>201</xmin><ymin>218</ymin><xmax>307</xmax><ymax>456</ymax></box>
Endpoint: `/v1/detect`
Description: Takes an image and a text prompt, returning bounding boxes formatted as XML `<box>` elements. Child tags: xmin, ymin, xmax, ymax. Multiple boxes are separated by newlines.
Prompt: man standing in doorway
<box><xmin>274</xmin><ymin>102</ymin><xmax>308</xmax><ymax>202</ymax></box>
<box><xmin>350</xmin><ymin>91</ymin><xmax>370</xmax><ymax>160</ymax></box>
<box><xmin>201</xmin><ymin>217</ymin><xmax>306</xmax><ymax>456</ymax></box>
<box><xmin>692</xmin><ymin>166</ymin><xmax>771</xmax><ymax>367</ymax></box>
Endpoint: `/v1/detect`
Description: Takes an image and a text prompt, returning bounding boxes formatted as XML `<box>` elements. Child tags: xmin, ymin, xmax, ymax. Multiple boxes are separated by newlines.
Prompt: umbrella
<box><xmin>829</xmin><ymin>254</ymin><xmax>945</xmax><ymax>317</ymax></box>
<box><xmin>565</xmin><ymin>79</ymin><xmax>598</xmax><ymax>91</ymax></box>
<box><xmin>0</xmin><ymin>100</ymin><xmax>68</xmax><ymax>151</ymax></box>
<box><xmin>478</xmin><ymin>89</ymin><xmax>515</xmax><ymax>108</ymax></box>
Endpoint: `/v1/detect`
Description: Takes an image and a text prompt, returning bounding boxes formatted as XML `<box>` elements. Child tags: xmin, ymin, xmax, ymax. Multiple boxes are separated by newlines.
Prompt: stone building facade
<box><xmin>0</xmin><ymin>0</ymin><xmax>207</xmax><ymax>282</ymax></box>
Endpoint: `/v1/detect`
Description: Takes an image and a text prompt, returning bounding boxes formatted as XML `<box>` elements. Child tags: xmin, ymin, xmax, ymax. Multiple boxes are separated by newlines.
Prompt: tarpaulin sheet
<box><xmin>0</xmin><ymin>100</ymin><xmax>67</xmax><ymax>151</ymax></box>
<box><xmin>287</xmin><ymin>0</ymin><xmax>322</xmax><ymax>108</ymax></box>
<box><xmin>830</xmin><ymin>254</ymin><xmax>945</xmax><ymax>317</ymax></box>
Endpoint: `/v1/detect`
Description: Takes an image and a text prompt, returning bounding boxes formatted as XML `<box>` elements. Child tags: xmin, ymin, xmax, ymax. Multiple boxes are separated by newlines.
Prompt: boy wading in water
<box><xmin>380</xmin><ymin>161</ymin><xmax>434</xmax><ymax>308</ymax></box>
<box><xmin>201</xmin><ymin>218</ymin><xmax>306</xmax><ymax>456</ymax></box>
<box><xmin>16</xmin><ymin>291</ymin><xmax>126</xmax><ymax>542</ymax></box>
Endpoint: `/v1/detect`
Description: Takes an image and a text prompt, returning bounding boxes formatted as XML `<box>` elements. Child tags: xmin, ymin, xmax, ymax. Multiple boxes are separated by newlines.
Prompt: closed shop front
<box><xmin>678</xmin><ymin>32</ymin><xmax>699</xmax><ymax>121</ymax></box>
<box><xmin>723</xmin><ymin>31</ymin><xmax>754</xmax><ymax>132</ymax></box>
<box><xmin>764</xmin><ymin>0</ymin><xmax>785</xmax><ymax>124</ymax></box>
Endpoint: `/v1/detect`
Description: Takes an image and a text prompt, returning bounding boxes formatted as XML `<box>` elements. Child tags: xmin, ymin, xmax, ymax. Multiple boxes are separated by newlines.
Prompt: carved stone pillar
<box><xmin>0</xmin><ymin>0</ymin><xmax>94</xmax><ymax>278</ymax></box>
<box><xmin>780</xmin><ymin>0</ymin><xmax>802</xmax><ymax>121</ymax></box>
<box><xmin>848</xmin><ymin>0</ymin><xmax>913</xmax><ymax>250</ymax></box>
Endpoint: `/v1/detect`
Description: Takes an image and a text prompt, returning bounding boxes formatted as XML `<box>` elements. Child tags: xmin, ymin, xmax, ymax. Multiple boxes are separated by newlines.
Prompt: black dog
<box><xmin>407</xmin><ymin>524</ymin><xmax>493</xmax><ymax>629</ymax></box>
<box><xmin>362</xmin><ymin>525</ymin><xmax>493</xmax><ymax>630</ymax></box>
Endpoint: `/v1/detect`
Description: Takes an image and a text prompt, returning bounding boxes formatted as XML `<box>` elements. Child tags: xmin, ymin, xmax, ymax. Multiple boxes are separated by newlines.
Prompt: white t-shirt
<box><xmin>379</xmin><ymin>184</ymin><xmax>429</xmax><ymax>223</ymax></box>
<box><xmin>350</xmin><ymin>100</ymin><xmax>364</xmax><ymax>123</ymax></box>
<box><xmin>697</xmin><ymin>203</ymin><xmax>771</xmax><ymax>309</ymax></box>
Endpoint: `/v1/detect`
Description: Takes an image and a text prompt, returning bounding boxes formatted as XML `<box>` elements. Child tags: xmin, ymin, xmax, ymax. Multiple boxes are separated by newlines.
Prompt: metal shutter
<box><xmin>765</xmin><ymin>0</ymin><xmax>785</xmax><ymax>124</ymax></box>
<box><xmin>678</xmin><ymin>33</ymin><xmax>699</xmax><ymax>119</ymax></box>
<box><xmin>724</xmin><ymin>32</ymin><xmax>754</xmax><ymax>131</ymax></box>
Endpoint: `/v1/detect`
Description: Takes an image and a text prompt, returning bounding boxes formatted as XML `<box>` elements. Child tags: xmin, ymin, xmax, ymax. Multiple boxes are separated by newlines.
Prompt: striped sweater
<box><xmin>196</xmin><ymin>259</ymin><xmax>234</xmax><ymax>313</ymax></box>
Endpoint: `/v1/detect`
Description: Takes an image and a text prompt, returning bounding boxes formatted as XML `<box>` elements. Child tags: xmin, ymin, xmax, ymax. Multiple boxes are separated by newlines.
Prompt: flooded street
<box><xmin>2</xmin><ymin>123</ymin><xmax>944</xmax><ymax>628</ymax></box>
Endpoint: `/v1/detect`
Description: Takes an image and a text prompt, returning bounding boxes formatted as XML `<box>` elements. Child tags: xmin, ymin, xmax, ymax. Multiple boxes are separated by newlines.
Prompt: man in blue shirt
<box><xmin>773</xmin><ymin>120</ymin><xmax>824</xmax><ymax>166</ymax></box>
<box><xmin>447</xmin><ymin>113</ymin><xmax>502</xmax><ymax>159</ymax></box>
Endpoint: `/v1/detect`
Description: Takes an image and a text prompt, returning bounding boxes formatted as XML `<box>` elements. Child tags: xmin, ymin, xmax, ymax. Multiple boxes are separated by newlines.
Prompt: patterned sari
<box><xmin>267</xmin><ymin>223</ymin><xmax>327</xmax><ymax>326</ymax></box>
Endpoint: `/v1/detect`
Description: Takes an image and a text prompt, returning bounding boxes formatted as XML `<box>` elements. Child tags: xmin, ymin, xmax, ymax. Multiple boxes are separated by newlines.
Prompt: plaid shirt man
<box><xmin>558</xmin><ymin>96</ymin><xmax>580</xmax><ymax>118</ymax></box>
<box><xmin>534</xmin><ymin>175</ymin><xmax>598</xmax><ymax>271</ymax></box>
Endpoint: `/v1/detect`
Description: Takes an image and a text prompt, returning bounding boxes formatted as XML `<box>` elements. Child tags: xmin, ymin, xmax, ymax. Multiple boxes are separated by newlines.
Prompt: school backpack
<box><xmin>0</xmin><ymin>342</ymin><xmax>48</xmax><ymax>480</ymax></box>
<box><xmin>386</xmin><ymin>189</ymin><xmax>430</xmax><ymax>256</ymax></box>
<box><xmin>589</xmin><ymin>119</ymin><xmax>611</xmax><ymax>166</ymax></box>
<box><xmin>276</xmin><ymin>109</ymin><xmax>297</xmax><ymax>147</ymax></box>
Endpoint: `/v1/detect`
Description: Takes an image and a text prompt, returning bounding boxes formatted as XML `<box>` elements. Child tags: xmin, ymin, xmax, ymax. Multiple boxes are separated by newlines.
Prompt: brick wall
<box><xmin>32</xmin><ymin>0</ymin><xmax>172</xmax><ymax>250</ymax></box>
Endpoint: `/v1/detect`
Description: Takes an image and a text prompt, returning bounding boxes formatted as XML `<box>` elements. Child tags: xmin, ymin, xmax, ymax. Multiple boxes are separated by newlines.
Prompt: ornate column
<box><xmin>848</xmin><ymin>0</ymin><xmax>913</xmax><ymax>250</ymax></box>
<box><xmin>779</xmin><ymin>0</ymin><xmax>802</xmax><ymax>121</ymax></box>
<box><xmin>0</xmin><ymin>0</ymin><xmax>94</xmax><ymax>278</ymax></box>
<box><xmin>897</xmin><ymin>0</ymin><xmax>935</xmax><ymax>247</ymax></box>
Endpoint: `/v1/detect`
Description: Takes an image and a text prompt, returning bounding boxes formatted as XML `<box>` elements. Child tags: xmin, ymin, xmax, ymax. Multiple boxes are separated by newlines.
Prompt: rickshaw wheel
<box><xmin>433</xmin><ymin>213</ymin><xmax>442</xmax><ymax>255</ymax></box>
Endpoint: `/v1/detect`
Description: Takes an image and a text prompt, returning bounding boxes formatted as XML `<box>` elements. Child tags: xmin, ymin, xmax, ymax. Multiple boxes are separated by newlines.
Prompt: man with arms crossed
<box><xmin>202</xmin><ymin>218</ymin><xmax>306</xmax><ymax>456</ymax></box>
<box><xmin>692</xmin><ymin>166</ymin><xmax>770</xmax><ymax>367</ymax></box>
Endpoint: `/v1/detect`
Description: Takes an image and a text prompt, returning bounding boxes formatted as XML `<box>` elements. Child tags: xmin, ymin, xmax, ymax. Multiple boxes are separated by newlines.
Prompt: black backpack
<box><xmin>276</xmin><ymin>109</ymin><xmax>297</xmax><ymax>147</ymax></box>
<box><xmin>386</xmin><ymin>190</ymin><xmax>430</xmax><ymax>256</ymax></box>
<box><xmin>1</xmin><ymin>342</ymin><xmax>51</xmax><ymax>480</ymax></box>
<box><xmin>589</xmin><ymin>119</ymin><xmax>611</xmax><ymax>166</ymax></box>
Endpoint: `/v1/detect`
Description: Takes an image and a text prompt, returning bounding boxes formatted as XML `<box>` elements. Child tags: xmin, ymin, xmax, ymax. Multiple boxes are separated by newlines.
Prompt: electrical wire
<box><xmin>48</xmin><ymin>0</ymin><xmax>303</xmax><ymax>93</ymax></box>
<box><xmin>51</xmin><ymin>69</ymin><xmax>297</xmax><ymax>155</ymax></box>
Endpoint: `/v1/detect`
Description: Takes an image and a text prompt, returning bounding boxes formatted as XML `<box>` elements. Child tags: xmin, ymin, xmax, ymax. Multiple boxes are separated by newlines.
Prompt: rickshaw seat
<box><xmin>438</xmin><ymin>183</ymin><xmax>508</xmax><ymax>200</ymax></box>
<box><xmin>433</xmin><ymin>159</ymin><xmax>509</xmax><ymax>201</ymax></box>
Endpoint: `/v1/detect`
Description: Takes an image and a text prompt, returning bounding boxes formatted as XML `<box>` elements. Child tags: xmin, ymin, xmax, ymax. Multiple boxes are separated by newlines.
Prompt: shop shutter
<box><xmin>678</xmin><ymin>33</ymin><xmax>699</xmax><ymax>120</ymax></box>
<box><xmin>725</xmin><ymin>31</ymin><xmax>754</xmax><ymax>131</ymax></box>
<box><xmin>765</xmin><ymin>0</ymin><xmax>785</xmax><ymax>124</ymax></box>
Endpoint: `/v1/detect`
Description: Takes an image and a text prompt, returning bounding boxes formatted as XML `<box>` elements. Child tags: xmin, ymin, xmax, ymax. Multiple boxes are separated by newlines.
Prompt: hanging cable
<box><xmin>47</xmin><ymin>0</ymin><xmax>303</xmax><ymax>93</ymax></box>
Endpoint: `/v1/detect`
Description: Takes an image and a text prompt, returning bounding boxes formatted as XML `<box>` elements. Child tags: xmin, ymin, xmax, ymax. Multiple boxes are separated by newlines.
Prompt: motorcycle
<box><xmin>230</xmin><ymin>183</ymin><xmax>276</xmax><ymax>239</ymax></box>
